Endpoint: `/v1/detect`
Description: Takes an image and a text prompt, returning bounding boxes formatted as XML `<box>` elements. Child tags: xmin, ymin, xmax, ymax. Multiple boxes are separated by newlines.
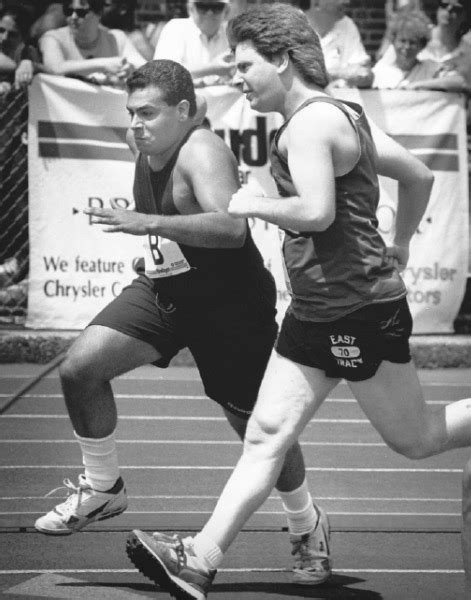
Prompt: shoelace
<box><xmin>44</xmin><ymin>477</ymin><xmax>90</xmax><ymax>512</ymax></box>
<box><xmin>291</xmin><ymin>534</ymin><xmax>311</xmax><ymax>558</ymax></box>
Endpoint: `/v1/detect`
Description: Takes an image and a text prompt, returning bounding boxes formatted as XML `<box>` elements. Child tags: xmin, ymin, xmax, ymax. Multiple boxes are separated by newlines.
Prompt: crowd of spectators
<box><xmin>1</xmin><ymin>0</ymin><xmax>471</xmax><ymax>315</ymax></box>
<box><xmin>0</xmin><ymin>0</ymin><xmax>469</xmax><ymax>93</ymax></box>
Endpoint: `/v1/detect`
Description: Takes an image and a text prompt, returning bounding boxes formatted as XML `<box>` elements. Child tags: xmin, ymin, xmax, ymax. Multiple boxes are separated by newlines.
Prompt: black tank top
<box><xmin>270</xmin><ymin>96</ymin><xmax>406</xmax><ymax>321</ymax></box>
<box><xmin>133</xmin><ymin>127</ymin><xmax>274</xmax><ymax>302</ymax></box>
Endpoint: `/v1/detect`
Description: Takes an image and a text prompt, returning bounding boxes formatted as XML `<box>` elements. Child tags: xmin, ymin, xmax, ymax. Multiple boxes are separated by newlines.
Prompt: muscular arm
<box><xmin>88</xmin><ymin>129</ymin><xmax>246</xmax><ymax>248</ymax></box>
<box><xmin>229</xmin><ymin>102</ymin><xmax>358</xmax><ymax>232</ymax></box>
<box><xmin>369</xmin><ymin>118</ymin><xmax>433</xmax><ymax>244</ymax></box>
<box><xmin>369</xmin><ymin>118</ymin><xmax>434</xmax><ymax>268</ymax></box>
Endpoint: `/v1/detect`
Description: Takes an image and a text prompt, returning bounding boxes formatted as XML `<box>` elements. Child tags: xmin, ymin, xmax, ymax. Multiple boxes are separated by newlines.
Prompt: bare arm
<box><xmin>229</xmin><ymin>103</ymin><xmax>357</xmax><ymax>232</ymax></box>
<box><xmin>40</xmin><ymin>34</ymin><xmax>128</xmax><ymax>77</ymax></box>
<box><xmin>87</xmin><ymin>129</ymin><xmax>246</xmax><ymax>248</ymax></box>
<box><xmin>369</xmin><ymin>118</ymin><xmax>434</xmax><ymax>267</ymax></box>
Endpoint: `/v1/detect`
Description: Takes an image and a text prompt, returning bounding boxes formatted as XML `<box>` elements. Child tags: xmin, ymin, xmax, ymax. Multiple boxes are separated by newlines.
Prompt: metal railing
<box><xmin>0</xmin><ymin>89</ymin><xmax>28</xmax><ymax>325</ymax></box>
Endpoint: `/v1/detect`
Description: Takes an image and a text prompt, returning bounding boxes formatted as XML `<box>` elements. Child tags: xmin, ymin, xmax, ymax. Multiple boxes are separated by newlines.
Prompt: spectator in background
<box><xmin>30</xmin><ymin>2</ymin><xmax>66</xmax><ymax>43</ymax></box>
<box><xmin>101</xmin><ymin>0</ymin><xmax>155</xmax><ymax>61</ymax></box>
<box><xmin>0</xmin><ymin>5</ymin><xmax>45</xmax><ymax>95</ymax></box>
<box><xmin>421</xmin><ymin>0</ymin><xmax>470</xmax><ymax>65</ymax></box>
<box><xmin>303</xmin><ymin>0</ymin><xmax>373</xmax><ymax>88</ymax></box>
<box><xmin>376</xmin><ymin>0</ymin><xmax>423</xmax><ymax>62</ymax></box>
<box><xmin>154</xmin><ymin>0</ymin><xmax>234</xmax><ymax>87</ymax></box>
<box><xmin>39</xmin><ymin>0</ymin><xmax>145</xmax><ymax>86</ymax></box>
<box><xmin>372</xmin><ymin>10</ymin><xmax>439</xmax><ymax>89</ymax></box>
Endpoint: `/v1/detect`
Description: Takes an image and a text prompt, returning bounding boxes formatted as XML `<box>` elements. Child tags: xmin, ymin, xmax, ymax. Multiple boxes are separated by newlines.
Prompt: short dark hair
<box><xmin>228</xmin><ymin>2</ymin><xmax>328</xmax><ymax>88</ymax></box>
<box><xmin>126</xmin><ymin>60</ymin><xmax>197</xmax><ymax>117</ymax></box>
<box><xmin>62</xmin><ymin>1</ymin><xmax>105</xmax><ymax>16</ymax></box>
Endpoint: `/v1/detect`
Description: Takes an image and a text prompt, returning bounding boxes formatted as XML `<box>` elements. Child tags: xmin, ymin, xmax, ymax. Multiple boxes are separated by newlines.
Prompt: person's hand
<box><xmin>104</xmin><ymin>56</ymin><xmax>131</xmax><ymax>78</ymax></box>
<box><xmin>84</xmin><ymin>199</ymin><xmax>151</xmax><ymax>235</ymax></box>
<box><xmin>0</xmin><ymin>81</ymin><xmax>11</xmax><ymax>96</ymax></box>
<box><xmin>14</xmin><ymin>60</ymin><xmax>34</xmax><ymax>89</ymax></box>
<box><xmin>385</xmin><ymin>244</ymin><xmax>409</xmax><ymax>273</ymax></box>
<box><xmin>228</xmin><ymin>188</ymin><xmax>260</xmax><ymax>218</ymax></box>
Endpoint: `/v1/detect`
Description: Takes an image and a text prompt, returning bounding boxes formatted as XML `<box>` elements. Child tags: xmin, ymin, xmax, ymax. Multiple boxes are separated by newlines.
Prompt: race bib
<box><xmin>143</xmin><ymin>235</ymin><xmax>191</xmax><ymax>278</ymax></box>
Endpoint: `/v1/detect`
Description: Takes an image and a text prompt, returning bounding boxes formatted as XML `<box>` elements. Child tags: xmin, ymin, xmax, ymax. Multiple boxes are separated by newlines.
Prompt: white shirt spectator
<box><xmin>373</xmin><ymin>57</ymin><xmax>440</xmax><ymax>88</ymax></box>
<box><xmin>154</xmin><ymin>17</ymin><xmax>230</xmax><ymax>86</ymax></box>
<box><xmin>320</xmin><ymin>15</ymin><xmax>370</xmax><ymax>77</ymax></box>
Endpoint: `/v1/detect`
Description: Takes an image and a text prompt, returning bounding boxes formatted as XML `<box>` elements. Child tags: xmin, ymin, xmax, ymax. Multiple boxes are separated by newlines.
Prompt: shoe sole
<box><xmin>126</xmin><ymin>530</ymin><xmax>205</xmax><ymax>600</ymax></box>
<box><xmin>292</xmin><ymin>506</ymin><xmax>332</xmax><ymax>586</ymax></box>
<box><xmin>35</xmin><ymin>504</ymin><xmax>127</xmax><ymax>535</ymax></box>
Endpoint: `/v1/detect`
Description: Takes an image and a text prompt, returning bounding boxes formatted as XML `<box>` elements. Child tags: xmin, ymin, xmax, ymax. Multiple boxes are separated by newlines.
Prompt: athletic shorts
<box><xmin>275</xmin><ymin>297</ymin><xmax>412</xmax><ymax>381</ymax></box>
<box><xmin>89</xmin><ymin>275</ymin><xmax>278</xmax><ymax>418</ymax></box>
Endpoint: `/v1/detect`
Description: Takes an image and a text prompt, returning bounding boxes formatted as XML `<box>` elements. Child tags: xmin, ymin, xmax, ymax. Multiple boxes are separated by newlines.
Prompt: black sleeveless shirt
<box><xmin>133</xmin><ymin>127</ymin><xmax>274</xmax><ymax>302</ymax></box>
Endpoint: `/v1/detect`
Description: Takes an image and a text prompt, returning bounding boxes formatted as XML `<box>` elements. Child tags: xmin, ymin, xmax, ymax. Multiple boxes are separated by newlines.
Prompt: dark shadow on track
<box><xmin>209</xmin><ymin>576</ymin><xmax>383</xmax><ymax>599</ymax></box>
<box><xmin>61</xmin><ymin>575</ymin><xmax>383</xmax><ymax>599</ymax></box>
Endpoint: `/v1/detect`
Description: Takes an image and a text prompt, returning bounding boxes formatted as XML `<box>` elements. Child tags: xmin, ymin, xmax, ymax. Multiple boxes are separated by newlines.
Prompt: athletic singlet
<box><xmin>133</xmin><ymin>127</ymin><xmax>272</xmax><ymax>301</ymax></box>
<box><xmin>270</xmin><ymin>96</ymin><xmax>406</xmax><ymax>322</ymax></box>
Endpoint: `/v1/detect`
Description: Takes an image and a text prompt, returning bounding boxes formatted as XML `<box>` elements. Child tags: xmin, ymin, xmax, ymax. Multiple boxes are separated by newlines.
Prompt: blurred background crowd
<box><xmin>1</xmin><ymin>0</ymin><xmax>471</xmax><ymax>325</ymax></box>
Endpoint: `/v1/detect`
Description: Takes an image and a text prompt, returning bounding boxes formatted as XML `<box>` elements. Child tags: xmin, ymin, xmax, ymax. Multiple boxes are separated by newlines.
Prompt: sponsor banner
<box><xmin>27</xmin><ymin>76</ymin><xmax>468</xmax><ymax>333</ymax></box>
<box><xmin>27</xmin><ymin>75</ymin><xmax>141</xmax><ymax>329</ymax></box>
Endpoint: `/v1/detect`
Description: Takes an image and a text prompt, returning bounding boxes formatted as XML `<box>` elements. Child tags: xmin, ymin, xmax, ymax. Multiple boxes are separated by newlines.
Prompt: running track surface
<box><xmin>0</xmin><ymin>363</ymin><xmax>470</xmax><ymax>600</ymax></box>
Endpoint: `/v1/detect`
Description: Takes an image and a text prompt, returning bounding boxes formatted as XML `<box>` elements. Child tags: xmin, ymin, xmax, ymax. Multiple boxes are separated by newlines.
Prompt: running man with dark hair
<box><xmin>125</xmin><ymin>7</ymin><xmax>471</xmax><ymax>600</ymax></box>
<box><xmin>34</xmin><ymin>57</ymin><xmax>331</xmax><ymax>587</ymax></box>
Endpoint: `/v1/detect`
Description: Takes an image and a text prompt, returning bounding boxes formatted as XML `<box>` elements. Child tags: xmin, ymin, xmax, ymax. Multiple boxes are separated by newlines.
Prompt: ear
<box><xmin>274</xmin><ymin>51</ymin><xmax>290</xmax><ymax>75</ymax></box>
<box><xmin>176</xmin><ymin>99</ymin><xmax>191</xmax><ymax>121</ymax></box>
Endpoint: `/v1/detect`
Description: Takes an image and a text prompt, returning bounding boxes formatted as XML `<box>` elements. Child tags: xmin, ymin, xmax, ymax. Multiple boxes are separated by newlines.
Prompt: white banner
<box><xmin>27</xmin><ymin>76</ymin><xmax>468</xmax><ymax>333</ymax></box>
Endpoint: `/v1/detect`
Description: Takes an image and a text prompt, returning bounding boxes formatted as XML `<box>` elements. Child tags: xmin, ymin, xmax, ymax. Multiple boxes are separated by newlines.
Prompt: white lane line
<box><xmin>0</xmin><ymin>393</ymin><xmax>454</xmax><ymax>405</ymax></box>
<box><xmin>0</xmin><ymin>415</ymin><xmax>373</xmax><ymax>422</ymax></box>
<box><xmin>0</xmin><ymin>510</ymin><xmax>462</xmax><ymax>517</ymax></box>
<box><xmin>0</xmin><ymin>495</ymin><xmax>460</xmax><ymax>502</ymax></box>
<box><xmin>0</xmin><ymin>440</ymin><xmax>387</xmax><ymax>446</ymax></box>
<box><xmin>0</xmin><ymin>568</ymin><xmax>464</xmax><ymax>574</ymax></box>
<box><xmin>0</xmin><ymin>465</ymin><xmax>462</xmax><ymax>472</ymax></box>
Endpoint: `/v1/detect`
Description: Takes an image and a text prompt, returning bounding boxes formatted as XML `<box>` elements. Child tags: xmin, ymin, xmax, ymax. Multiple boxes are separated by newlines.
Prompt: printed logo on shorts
<box><xmin>329</xmin><ymin>335</ymin><xmax>363</xmax><ymax>368</ymax></box>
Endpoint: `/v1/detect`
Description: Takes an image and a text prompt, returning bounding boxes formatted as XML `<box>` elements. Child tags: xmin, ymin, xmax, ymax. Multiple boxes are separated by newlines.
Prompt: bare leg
<box><xmin>60</xmin><ymin>325</ymin><xmax>161</xmax><ymax>438</ymax></box>
<box><xmin>202</xmin><ymin>352</ymin><xmax>339</xmax><ymax>552</ymax></box>
<box><xmin>223</xmin><ymin>408</ymin><xmax>306</xmax><ymax>492</ymax></box>
<box><xmin>348</xmin><ymin>360</ymin><xmax>471</xmax><ymax>583</ymax></box>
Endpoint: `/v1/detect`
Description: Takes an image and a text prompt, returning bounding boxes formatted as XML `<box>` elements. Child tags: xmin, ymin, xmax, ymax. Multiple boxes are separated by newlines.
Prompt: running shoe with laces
<box><xmin>290</xmin><ymin>504</ymin><xmax>332</xmax><ymax>585</ymax></box>
<box><xmin>34</xmin><ymin>474</ymin><xmax>127</xmax><ymax>535</ymax></box>
<box><xmin>126</xmin><ymin>529</ymin><xmax>215</xmax><ymax>600</ymax></box>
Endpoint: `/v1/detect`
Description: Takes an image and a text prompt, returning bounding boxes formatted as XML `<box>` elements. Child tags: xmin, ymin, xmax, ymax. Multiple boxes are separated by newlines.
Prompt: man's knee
<box><xmin>59</xmin><ymin>345</ymin><xmax>103</xmax><ymax>386</ymax></box>
<box><xmin>386</xmin><ymin>437</ymin><xmax>433</xmax><ymax>460</ymax></box>
<box><xmin>243</xmin><ymin>415</ymin><xmax>294</xmax><ymax>459</ymax></box>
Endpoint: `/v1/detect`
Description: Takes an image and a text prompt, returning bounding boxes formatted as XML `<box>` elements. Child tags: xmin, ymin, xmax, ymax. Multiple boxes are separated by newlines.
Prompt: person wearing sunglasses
<box><xmin>398</xmin><ymin>0</ymin><xmax>471</xmax><ymax>93</ymax></box>
<box><xmin>154</xmin><ymin>0</ymin><xmax>234</xmax><ymax>87</ymax></box>
<box><xmin>419</xmin><ymin>1</ymin><xmax>470</xmax><ymax>64</ymax></box>
<box><xmin>39</xmin><ymin>0</ymin><xmax>145</xmax><ymax>86</ymax></box>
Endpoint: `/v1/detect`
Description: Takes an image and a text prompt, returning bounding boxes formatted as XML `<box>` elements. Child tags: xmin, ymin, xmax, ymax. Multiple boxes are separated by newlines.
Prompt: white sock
<box><xmin>74</xmin><ymin>431</ymin><xmax>120</xmax><ymax>492</ymax></box>
<box><xmin>279</xmin><ymin>479</ymin><xmax>318</xmax><ymax>535</ymax></box>
<box><xmin>192</xmin><ymin>531</ymin><xmax>224</xmax><ymax>571</ymax></box>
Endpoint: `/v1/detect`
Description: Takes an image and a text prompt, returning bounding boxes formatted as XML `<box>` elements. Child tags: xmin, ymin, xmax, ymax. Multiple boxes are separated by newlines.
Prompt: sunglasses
<box><xmin>64</xmin><ymin>6</ymin><xmax>91</xmax><ymax>18</ymax></box>
<box><xmin>439</xmin><ymin>1</ymin><xmax>464</xmax><ymax>14</ymax></box>
<box><xmin>193</xmin><ymin>2</ymin><xmax>226</xmax><ymax>14</ymax></box>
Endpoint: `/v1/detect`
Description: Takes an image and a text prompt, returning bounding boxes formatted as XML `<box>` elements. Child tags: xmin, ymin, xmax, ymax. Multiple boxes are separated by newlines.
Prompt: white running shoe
<box><xmin>126</xmin><ymin>530</ymin><xmax>215</xmax><ymax>600</ymax></box>
<box><xmin>290</xmin><ymin>505</ymin><xmax>332</xmax><ymax>585</ymax></box>
<box><xmin>35</xmin><ymin>474</ymin><xmax>127</xmax><ymax>535</ymax></box>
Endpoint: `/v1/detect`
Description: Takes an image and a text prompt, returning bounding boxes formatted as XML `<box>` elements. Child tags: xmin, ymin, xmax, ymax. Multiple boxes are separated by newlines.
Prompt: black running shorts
<box><xmin>90</xmin><ymin>275</ymin><xmax>278</xmax><ymax>418</ymax></box>
<box><xmin>275</xmin><ymin>297</ymin><xmax>412</xmax><ymax>381</ymax></box>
